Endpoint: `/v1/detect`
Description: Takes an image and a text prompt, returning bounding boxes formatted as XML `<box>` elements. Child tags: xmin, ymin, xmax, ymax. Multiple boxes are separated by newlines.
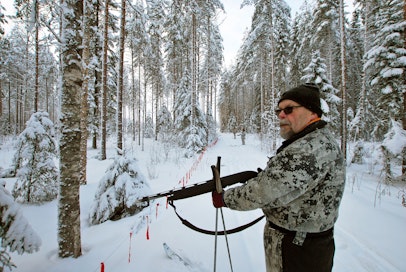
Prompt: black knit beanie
<box><xmin>278</xmin><ymin>83</ymin><xmax>323</xmax><ymax>117</ymax></box>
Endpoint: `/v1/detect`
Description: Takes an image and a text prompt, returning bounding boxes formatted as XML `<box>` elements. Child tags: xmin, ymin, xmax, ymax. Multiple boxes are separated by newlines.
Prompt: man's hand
<box><xmin>212</xmin><ymin>191</ymin><xmax>226</xmax><ymax>208</ymax></box>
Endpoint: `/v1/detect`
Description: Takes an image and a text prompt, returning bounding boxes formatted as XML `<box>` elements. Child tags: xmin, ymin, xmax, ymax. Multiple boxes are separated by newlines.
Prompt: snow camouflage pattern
<box><xmin>223</xmin><ymin>121</ymin><xmax>345</xmax><ymax>272</ymax></box>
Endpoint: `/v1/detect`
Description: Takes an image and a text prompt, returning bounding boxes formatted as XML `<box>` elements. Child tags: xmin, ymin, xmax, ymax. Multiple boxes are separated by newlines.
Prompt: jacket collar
<box><xmin>276</xmin><ymin>120</ymin><xmax>327</xmax><ymax>154</ymax></box>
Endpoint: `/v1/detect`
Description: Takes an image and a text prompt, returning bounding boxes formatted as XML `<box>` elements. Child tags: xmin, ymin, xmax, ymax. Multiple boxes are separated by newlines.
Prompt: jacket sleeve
<box><xmin>223</xmin><ymin>143</ymin><xmax>325</xmax><ymax>211</ymax></box>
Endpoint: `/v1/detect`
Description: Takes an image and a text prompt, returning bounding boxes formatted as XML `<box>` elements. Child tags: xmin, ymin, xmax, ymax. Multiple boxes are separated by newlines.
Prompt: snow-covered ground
<box><xmin>1</xmin><ymin>133</ymin><xmax>405</xmax><ymax>272</ymax></box>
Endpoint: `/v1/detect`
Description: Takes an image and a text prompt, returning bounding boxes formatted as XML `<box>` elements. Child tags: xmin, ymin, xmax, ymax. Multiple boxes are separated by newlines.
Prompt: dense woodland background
<box><xmin>0</xmin><ymin>0</ymin><xmax>405</xmax><ymax>266</ymax></box>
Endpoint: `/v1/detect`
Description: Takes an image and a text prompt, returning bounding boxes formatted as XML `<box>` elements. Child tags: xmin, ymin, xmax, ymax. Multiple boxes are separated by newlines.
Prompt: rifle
<box><xmin>137</xmin><ymin>170</ymin><xmax>258</xmax><ymax>204</ymax></box>
<box><xmin>137</xmin><ymin>158</ymin><xmax>265</xmax><ymax>236</ymax></box>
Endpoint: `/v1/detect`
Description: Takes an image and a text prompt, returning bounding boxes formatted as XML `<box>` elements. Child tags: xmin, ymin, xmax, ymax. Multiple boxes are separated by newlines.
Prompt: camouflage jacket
<box><xmin>223</xmin><ymin>121</ymin><xmax>345</xmax><ymax>233</ymax></box>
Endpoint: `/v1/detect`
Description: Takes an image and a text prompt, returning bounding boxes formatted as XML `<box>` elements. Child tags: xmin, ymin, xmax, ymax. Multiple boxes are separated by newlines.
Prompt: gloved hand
<box><xmin>212</xmin><ymin>191</ymin><xmax>226</xmax><ymax>208</ymax></box>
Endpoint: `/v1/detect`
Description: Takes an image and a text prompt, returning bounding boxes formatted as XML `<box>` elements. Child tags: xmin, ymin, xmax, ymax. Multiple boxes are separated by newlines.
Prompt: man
<box><xmin>212</xmin><ymin>83</ymin><xmax>345</xmax><ymax>272</ymax></box>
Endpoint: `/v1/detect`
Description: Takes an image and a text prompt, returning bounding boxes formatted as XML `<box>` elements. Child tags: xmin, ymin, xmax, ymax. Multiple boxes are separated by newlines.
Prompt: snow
<box><xmin>382</xmin><ymin>119</ymin><xmax>406</xmax><ymax>155</ymax></box>
<box><xmin>1</xmin><ymin>133</ymin><xmax>405</xmax><ymax>272</ymax></box>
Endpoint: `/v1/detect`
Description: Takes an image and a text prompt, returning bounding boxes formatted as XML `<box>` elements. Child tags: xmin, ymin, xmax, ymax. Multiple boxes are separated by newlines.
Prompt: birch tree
<box><xmin>58</xmin><ymin>0</ymin><xmax>83</xmax><ymax>258</ymax></box>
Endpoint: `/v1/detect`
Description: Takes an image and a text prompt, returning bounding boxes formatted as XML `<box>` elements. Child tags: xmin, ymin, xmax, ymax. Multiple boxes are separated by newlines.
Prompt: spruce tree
<box><xmin>302</xmin><ymin>51</ymin><xmax>341</xmax><ymax>134</ymax></box>
<box><xmin>11</xmin><ymin>112</ymin><xmax>58</xmax><ymax>204</ymax></box>
<box><xmin>364</xmin><ymin>0</ymin><xmax>406</xmax><ymax>139</ymax></box>
<box><xmin>89</xmin><ymin>155</ymin><xmax>151</xmax><ymax>225</ymax></box>
<box><xmin>173</xmin><ymin>70</ymin><xmax>208</xmax><ymax>157</ymax></box>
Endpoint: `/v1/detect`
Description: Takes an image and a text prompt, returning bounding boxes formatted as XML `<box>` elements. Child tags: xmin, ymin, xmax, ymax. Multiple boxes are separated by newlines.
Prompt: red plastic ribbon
<box><xmin>146</xmin><ymin>216</ymin><xmax>150</xmax><ymax>240</ymax></box>
<box><xmin>156</xmin><ymin>203</ymin><xmax>160</xmax><ymax>219</ymax></box>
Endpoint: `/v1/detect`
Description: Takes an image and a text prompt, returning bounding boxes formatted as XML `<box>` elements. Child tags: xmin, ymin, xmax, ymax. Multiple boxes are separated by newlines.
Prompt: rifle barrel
<box><xmin>137</xmin><ymin>171</ymin><xmax>258</xmax><ymax>204</ymax></box>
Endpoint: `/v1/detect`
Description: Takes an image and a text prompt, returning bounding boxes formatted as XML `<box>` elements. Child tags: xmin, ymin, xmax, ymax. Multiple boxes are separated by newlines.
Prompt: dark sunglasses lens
<box><xmin>275</xmin><ymin>106</ymin><xmax>295</xmax><ymax>115</ymax></box>
<box><xmin>284</xmin><ymin>107</ymin><xmax>294</xmax><ymax>114</ymax></box>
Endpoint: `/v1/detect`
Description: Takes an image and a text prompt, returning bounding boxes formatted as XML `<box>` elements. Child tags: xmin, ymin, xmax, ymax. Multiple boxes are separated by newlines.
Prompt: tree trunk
<box><xmin>100</xmin><ymin>0</ymin><xmax>109</xmax><ymax>160</ymax></box>
<box><xmin>138</xmin><ymin>56</ymin><xmax>142</xmax><ymax>146</ymax></box>
<box><xmin>80</xmin><ymin>0</ymin><xmax>92</xmax><ymax>185</ymax></box>
<box><xmin>339</xmin><ymin>0</ymin><xmax>347</xmax><ymax>163</ymax></box>
<box><xmin>117</xmin><ymin>0</ymin><xmax>126</xmax><ymax>153</ymax></box>
<box><xmin>92</xmin><ymin>2</ymin><xmax>101</xmax><ymax>150</ymax></box>
<box><xmin>34</xmin><ymin>0</ymin><xmax>39</xmax><ymax>113</ymax></box>
<box><xmin>0</xmin><ymin>81</ymin><xmax>2</xmax><ymax>119</ymax></box>
<box><xmin>191</xmin><ymin>12</ymin><xmax>197</xmax><ymax>127</ymax></box>
<box><xmin>402</xmin><ymin>0</ymin><xmax>406</xmax><ymax>177</ymax></box>
<box><xmin>130</xmin><ymin>39</ymin><xmax>136</xmax><ymax>142</ymax></box>
<box><xmin>58</xmin><ymin>0</ymin><xmax>83</xmax><ymax>258</ymax></box>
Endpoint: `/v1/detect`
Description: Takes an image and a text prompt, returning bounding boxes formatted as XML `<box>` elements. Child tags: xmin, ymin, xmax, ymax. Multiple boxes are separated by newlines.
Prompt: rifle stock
<box><xmin>137</xmin><ymin>171</ymin><xmax>258</xmax><ymax>204</ymax></box>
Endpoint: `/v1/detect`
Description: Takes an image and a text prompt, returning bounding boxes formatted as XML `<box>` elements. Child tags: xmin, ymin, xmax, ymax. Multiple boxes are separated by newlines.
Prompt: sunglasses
<box><xmin>275</xmin><ymin>106</ymin><xmax>303</xmax><ymax>116</ymax></box>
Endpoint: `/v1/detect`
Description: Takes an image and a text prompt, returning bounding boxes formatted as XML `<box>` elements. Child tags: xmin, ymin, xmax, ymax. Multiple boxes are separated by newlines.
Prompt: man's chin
<box><xmin>279</xmin><ymin>128</ymin><xmax>293</xmax><ymax>140</ymax></box>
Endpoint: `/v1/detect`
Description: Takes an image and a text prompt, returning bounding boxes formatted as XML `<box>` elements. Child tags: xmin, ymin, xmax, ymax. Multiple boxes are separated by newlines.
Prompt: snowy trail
<box><xmin>3</xmin><ymin>133</ymin><xmax>405</xmax><ymax>272</ymax></box>
<box><xmin>334</xmin><ymin>226</ymin><xmax>400</xmax><ymax>272</ymax></box>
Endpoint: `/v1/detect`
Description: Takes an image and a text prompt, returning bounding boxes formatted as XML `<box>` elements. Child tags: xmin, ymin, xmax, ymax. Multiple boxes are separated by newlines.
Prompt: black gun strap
<box><xmin>169</xmin><ymin>201</ymin><xmax>265</xmax><ymax>236</ymax></box>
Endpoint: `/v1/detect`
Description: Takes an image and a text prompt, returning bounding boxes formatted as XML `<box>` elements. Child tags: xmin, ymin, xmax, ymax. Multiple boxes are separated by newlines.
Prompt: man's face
<box><xmin>277</xmin><ymin>99</ymin><xmax>317</xmax><ymax>139</ymax></box>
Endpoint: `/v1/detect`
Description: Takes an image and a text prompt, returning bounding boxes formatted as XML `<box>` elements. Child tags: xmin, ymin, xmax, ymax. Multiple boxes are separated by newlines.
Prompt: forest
<box><xmin>0</xmin><ymin>0</ymin><xmax>405</xmax><ymax>269</ymax></box>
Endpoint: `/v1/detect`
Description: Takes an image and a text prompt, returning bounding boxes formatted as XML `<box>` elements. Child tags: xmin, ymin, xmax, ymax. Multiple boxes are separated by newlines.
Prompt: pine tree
<box><xmin>164</xmin><ymin>0</ymin><xmax>187</xmax><ymax>110</ymax></box>
<box><xmin>89</xmin><ymin>155</ymin><xmax>151</xmax><ymax>225</ymax></box>
<box><xmin>1</xmin><ymin>182</ymin><xmax>41</xmax><ymax>270</ymax></box>
<box><xmin>80</xmin><ymin>0</ymin><xmax>97</xmax><ymax>185</ymax></box>
<box><xmin>11</xmin><ymin>112</ymin><xmax>58</xmax><ymax>204</ymax></box>
<box><xmin>100</xmin><ymin>0</ymin><xmax>110</xmax><ymax>161</ymax></box>
<box><xmin>146</xmin><ymin>0</ymin><xmax>166</xmax><ymax>141</ymax></box>
<box><xmin>290</xmin><ymin>1</ymin><xmax>314</xmax><ymax>88</ymax></box>
<box><xmin>116</xmin><ymin>0</ymin><xmax>127</xmax><ymax>152</ymax></box>
<box><xmin>127</xmin><ymin>0</ymin><xmax>150</xmax><ymax>146</ymax></box>
<box><xmin>310</xmin><ymin>0</ymin><xmax>341</xmax><ymax>86</ymax></box>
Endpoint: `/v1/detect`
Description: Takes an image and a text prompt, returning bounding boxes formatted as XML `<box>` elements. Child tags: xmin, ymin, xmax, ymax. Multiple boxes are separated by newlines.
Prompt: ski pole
<box><xmin>213</xmin><ymin>157</ymin><xmax>221</xmax><ymax>272</ymax></box>
<box><xmin>212</xmin><ymin>157</ymin><xmax>234</xmax><ymax>272</ymax></box>
<box><xmin>220</xmin><ymin>207</ymin><xmax>234</xmax><ymax>272</ymax></box>
<box><xmin>213</xmin><ymin>207</ymin><xmax>219</xmax><ymax>272</ymax></box>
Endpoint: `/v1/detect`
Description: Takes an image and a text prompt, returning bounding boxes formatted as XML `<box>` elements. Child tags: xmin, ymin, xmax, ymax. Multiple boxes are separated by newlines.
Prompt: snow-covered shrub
<box><xmin>11</xmin><ymin>112</ymin><xmax>59</xmax><ymax>204</ymax></box>
<box><xmin>185</xmin><ymin>125</ymin><xmax>205</xmax><ymax>158</ymax></box>
<box><xmin>351</xmin><ymin>141</ymin><xmax>367</xmax><ymax>164</ymax></box>
<box><xmin>0</xmin><ymin>181</ymin><xmax>41</xmax><ymax>270</ymax></box>
<box><xmin>89</xmin><ymin>155</ymin><xmax>152</xmax><ymax>225</ymax></box>
<box><xmin>144</xmin><ymin>115</ymin><xmax>155</xmax><ymax>139</ymax></box>
<box><xmin>147</xmin><ymin>143</ymin><xmax>160</xmax><ymax>179</ymax></box>
<box><xmin>227</xmin><ymin>115</ymin><xmax>238</xmax><ymax>138</ymax></box>
<box><xmin>381</xmin><ymin>119</ymin><xmax>406</xmax><ymax>183</ymax></box>
<box><xmin>157</xmin><ymin>105</ymin><xmax>175</xmax><ymax>161</ymax></box>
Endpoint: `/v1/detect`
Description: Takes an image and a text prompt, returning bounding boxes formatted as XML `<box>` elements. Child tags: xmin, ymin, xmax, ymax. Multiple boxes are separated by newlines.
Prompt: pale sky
<box><xmin>219</xmin><ymin>0</ymin><xmax>304</xmax><ymax>67</ymax></box>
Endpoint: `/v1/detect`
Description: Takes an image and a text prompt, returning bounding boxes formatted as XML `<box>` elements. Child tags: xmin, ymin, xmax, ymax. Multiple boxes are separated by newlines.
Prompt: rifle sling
<box><xmin>169</xmin><ymin>201</ymin><xmax>265</xmax><ymax>236</ymax></box>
